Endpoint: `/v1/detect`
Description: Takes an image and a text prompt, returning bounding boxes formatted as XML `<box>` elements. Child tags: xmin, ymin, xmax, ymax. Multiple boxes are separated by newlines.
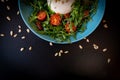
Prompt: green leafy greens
<box><xmin>28</xmin><ymin>0</ymin><xmax>98</xmax><ymax>42</ymax></box>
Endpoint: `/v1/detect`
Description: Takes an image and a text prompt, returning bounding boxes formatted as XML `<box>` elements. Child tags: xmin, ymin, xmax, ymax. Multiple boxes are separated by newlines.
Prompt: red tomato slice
<box><xmin>50</xmin><ymin>13</ymin><xmax>61</xmax><ymax>26</ymax></box>
<box><xmin>37</xmin><ymin>10</ymin><xmax>47</xmax><ymax>21</ymax></box>
<box><xmin>65</xmin><ymin>22</ymin><xmax>77</xmax><ymax>33</ymax></box>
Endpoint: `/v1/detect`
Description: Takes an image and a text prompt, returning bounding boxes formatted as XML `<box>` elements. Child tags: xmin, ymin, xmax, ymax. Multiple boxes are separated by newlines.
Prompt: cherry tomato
<box><xmin>50</xmin><ymin>13</ymin><xmax>61</xmax><ymax>26</ymax></box>
<box><xmin>37</xmin><ymin>10</ymin><xmax>47</xmax><ymax>21</ymax></box>
<box><xmin>65</xmin><ymin>22</ymin><xmax>77</xmax><ymax>33</ymax></box>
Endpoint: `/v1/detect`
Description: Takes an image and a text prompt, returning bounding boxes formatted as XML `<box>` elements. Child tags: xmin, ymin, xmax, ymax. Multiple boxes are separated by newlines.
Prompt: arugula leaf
<box><xmin>28</xmin><ymin>0</ymin><xmax>98</xmax><ymax>42</ymax></box>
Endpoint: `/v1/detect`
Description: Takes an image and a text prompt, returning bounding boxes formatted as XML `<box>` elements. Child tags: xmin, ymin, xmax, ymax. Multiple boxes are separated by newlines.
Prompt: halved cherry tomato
<box><xmin>37</xmin><ymin>10</ymin><xmax>47</xmax><ymax>21</ymax></box>
<box><xmin>36</xmin><ymin>21</ymin><xmax>43</xmax><ymax>30</ymax></box>
<box><xmin>65</xmin><ymin>22</ymin><xmax>77</xmax><ymax>33</ymax></box>
<box><xmin>50</xmin><ymin>13</ymin><xmax>61</xmax><ymax>26</ymax></box>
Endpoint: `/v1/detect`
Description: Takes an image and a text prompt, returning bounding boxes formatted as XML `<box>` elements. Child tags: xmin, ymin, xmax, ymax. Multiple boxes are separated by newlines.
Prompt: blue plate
<box><xmin>18</xmin><ymin>0</ymin><xmax>106</xmax><ymax>44</ymax></box>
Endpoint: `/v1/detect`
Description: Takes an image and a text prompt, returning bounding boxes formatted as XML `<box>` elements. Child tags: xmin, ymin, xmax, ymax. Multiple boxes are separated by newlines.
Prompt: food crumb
<box><xmin>58</xmin><ymin>52</ymin><xmax>62</xmax><ymax>56</ymax></box>
<box><xmin>102</xmin><ymin>20</ymin><xmax>106</xmax><ymax>23</ymax></box>
<box><xmin>54</xmin><ymin>52</ymin><xmax>58</xmax><ymax>56</ymax></box>
<box><xmin>107</xmin><ymin>58</ymin><xmax>111</xmax><ymax>64</ymax></box>
<box><xmin>29</xmin><ymin>46</ymin><xmax>32</xmax><ymax>51</ymax></box>
<box><xmin>10</xmin><ymin>30</ymin><xmax>13</xmax><ymax>36</ymax></box>
<box><xmin>86</xmin><ymin>39</ymin><xmax>90</xmax><ymax>43</ymax></box>
<box><xmin>18</xmin><ymin>29</ymin><xmax>22</xmax><ymax>33</ymax></box>
<box><xmin>13</xmin><ymin>34</ymin><xmax>17</xmax><ymax>38</ymax></box>
<box><xmin>21</xmin><ymin>36</ymin><xmax>25</xmax><ymax>39</ymax></box>
<box><xmin>17</xmin><ymin>11</ymin><xmax>20</xmax><ymax>15</ymax></box>
<box><xmin>59</xmin><ymin>50</ymin><xmax>63</xmax><ymax>54</ymax></box>
<box><xmin>20</xmin><ymin>47</ymin><xmax>24</xmax><ymax>52</ymax></box>
<box><xmin>18</xmin><ymin>25</ymin><xmax>21</xmax><ymax>29</ymax></box>
<box><xmin>104</xmin><ymin>24</ymin><xmax>108</xmax><ymax>28</ymax></box>
<box><xmin>102</xmin><ymin>48</ymin><xmax>107</xmax><ymax>52</ymax></box>
<box><xmin>49</xmin><ymin>42</ymin><xmax>53</xmax><ymax>46</ymax></box>
<box><xmin>64</xmin><ymin>51</ymin><xmax>69</xmax><ymax>54</ymax></box>
<box><xmin>0</xmin><ymin>33</ymin><xmax>5</xmax><ymax>37</ymax></box>
<box><xmin>26</xmin><ymin>28</ymin><xmax>30</xmax><ymax>33</ymax></box>
<box><xmin>6</xmin><ymin>5</ymin><xmax>10</xmax><ymax>10</ymax></box>
<box><xmin>93</xmin><ymin>44</ymin><xmax>99</xmax><ymax>50</ymax></box>
<box><xmin>6</xmin><ymin>16</ymin><xmax>11</xmax><ymax>21</ymax></box>
<box><xmin>83</xmin><ymin>37</ymin><xmax>86</xmax><ymax>40</ymax></box>
<box><xmin>79</xmin><ymin>45</ymin><xmax>83</xmax><ymax>49</ymax></box>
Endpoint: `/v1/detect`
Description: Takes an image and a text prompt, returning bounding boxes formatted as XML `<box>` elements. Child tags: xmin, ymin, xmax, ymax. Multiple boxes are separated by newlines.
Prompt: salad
<box><xmin>28</xmin><ymin>0</ymin><xmax>98</xmax><ymax>42</ymax></box>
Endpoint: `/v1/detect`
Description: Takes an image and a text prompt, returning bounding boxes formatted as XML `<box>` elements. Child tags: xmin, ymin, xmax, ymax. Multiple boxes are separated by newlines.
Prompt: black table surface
<box><xmin>0</xmin><ymin>0</ymin><xmax>120</xmax><ymax>80</ymax></box>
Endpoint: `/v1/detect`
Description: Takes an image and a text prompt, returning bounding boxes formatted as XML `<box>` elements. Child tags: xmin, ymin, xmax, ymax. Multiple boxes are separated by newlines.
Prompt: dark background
<box><xmin>0</xmin><ymin>0</ymin><xmax>120</xmax><ymax>80</ymax></box>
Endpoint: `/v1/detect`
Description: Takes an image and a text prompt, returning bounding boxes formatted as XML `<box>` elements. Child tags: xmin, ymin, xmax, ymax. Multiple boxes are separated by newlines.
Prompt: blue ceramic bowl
<box><xmin>18</xmin><ymin>0</ymin><xmax>106</xmax><ymax>44</ymax></box>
